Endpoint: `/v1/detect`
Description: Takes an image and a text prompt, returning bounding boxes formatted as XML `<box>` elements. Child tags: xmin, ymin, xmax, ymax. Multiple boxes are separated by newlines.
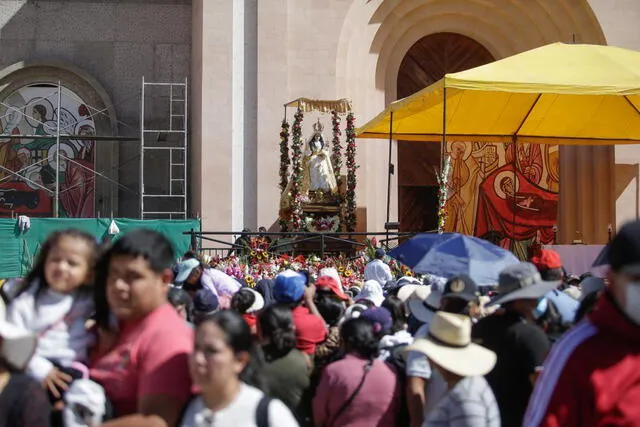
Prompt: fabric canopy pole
<box><xmin>386</xmin><ymin>111</ymin><xmax>394</xmax><ymax>245</ymax></box>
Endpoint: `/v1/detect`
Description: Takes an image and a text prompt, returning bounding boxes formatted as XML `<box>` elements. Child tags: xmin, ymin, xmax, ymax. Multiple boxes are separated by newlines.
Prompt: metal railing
<box><xmin>184</xmin><ymin>230</ymin><xmax>420</xmax><ymax>259</ymax></box>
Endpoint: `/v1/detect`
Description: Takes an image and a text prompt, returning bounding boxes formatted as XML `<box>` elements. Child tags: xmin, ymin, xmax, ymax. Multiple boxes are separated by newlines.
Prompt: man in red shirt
<box><xmin>274</xmin><ymin>270</ymin><xmax>327</xmax><ymax>354</ymax></box>
<box><xmin>524</xmin><ymin>219</ymin><xmax>640</xmax><ymax>426</ymax></box>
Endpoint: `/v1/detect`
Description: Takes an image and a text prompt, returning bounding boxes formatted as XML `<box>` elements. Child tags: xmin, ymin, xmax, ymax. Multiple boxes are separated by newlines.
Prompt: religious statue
<box><xmin>279</xmin><ymin>119</ymin><xmax>339</xmax><ymax>211</ymax></box>
<box><xmin>300</xmin><ymin>119</ymin><xmax>338</xmax><ymax>198</ymax></box>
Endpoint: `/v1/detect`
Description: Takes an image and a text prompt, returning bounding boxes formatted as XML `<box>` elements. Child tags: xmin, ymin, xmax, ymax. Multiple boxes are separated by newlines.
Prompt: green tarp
<box><xmin>0</xmin><ymin>218</ymin><xmax>200</xmax><ymax>279</ymax></box>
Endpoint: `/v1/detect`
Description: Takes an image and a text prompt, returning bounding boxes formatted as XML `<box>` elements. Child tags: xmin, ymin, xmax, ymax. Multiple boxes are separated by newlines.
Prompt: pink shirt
<box><xmin>90</xmin><ymin>303</ymin><xmax>193</xmax><ymax>416</ymax></box>
<box><xmin>313</xmin><ymin>354</ymin><xmax>401</xmax><ymax>427</ymax></box>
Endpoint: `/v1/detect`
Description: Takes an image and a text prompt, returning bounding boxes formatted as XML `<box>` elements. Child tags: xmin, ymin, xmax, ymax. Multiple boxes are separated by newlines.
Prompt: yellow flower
<box><xmin>250</xmin><ymin>251</ymin><xmax>257</xmax><ymax>257</ymax></box>
<box><xmin>345</xmin><ymin>270</ymin><xmax>352</xmax><ymax>277</ymax></box>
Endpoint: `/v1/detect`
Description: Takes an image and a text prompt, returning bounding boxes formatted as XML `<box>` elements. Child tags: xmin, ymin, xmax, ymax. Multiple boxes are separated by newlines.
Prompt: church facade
<box><xmin>0</xmin><ymin>0</ymin><xmax>638</xmax><ymax>245</ymax></box>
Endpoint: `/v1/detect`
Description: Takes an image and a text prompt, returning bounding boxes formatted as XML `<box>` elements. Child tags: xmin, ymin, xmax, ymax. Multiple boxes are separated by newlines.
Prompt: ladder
<box><xmin>139</xmin><ymin>77</ymin><xmax>188</xmax><ymax>219</ymax></box>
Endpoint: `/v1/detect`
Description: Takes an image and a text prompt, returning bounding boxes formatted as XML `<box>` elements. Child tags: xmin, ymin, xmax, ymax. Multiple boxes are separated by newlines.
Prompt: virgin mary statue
<box><xmin>300</xmin><ymin>119</ymin><xmax>338</xmax><ymax>197</ymax></box>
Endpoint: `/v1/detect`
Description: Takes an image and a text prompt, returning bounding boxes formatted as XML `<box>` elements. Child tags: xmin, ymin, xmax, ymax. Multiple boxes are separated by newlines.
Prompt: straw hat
<box><xmin>406</xmin><ymin>312</ymin><xmax>496</xmax><ymax>377</ymax></box>
<box><xmin>0</xmin><ymin>298</ymin><xmax>37</xmax><ymax>370</ymax></box>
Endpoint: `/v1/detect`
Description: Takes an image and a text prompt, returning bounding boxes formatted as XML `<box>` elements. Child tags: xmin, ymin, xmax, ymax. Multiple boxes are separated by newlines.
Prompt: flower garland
<box><xmin>304</xmin><ymin>214</ymin><xmax>341</xmax><ymax>233</ymax></box>
<box><xmin>330</xmin><ymin>111</ymin><xmax>342</xmax><ymax>180</ymax></box>
<box><xmin>279</xmin><ymin>119</ymin><xmax>290</xmax><ymax>192</ymax></box>
<box><xmin>289</xmin><ymin>108</ymin><xmax>305</xmax><ymax>231</ymax></box>
<box><xmin>344</xmin><ymin>112</ymin><xmax>358</xmax><ymax>232</ymax></box>
<box><xmin>436</xmin><ymin>155</ymin><xmax>452</xmax><ymax>234</ymax></box>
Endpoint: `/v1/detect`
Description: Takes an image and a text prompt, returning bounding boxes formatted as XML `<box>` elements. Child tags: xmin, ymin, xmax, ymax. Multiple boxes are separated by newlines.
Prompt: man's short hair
<box><xmin>540</xmin><ymin>267</ymin><xmax>564</xmax><ymax>282</ymax></box>
<box><xmin>107</xmin><ymin>229</ymin><xmax>175</xmax><ymax>273</ymax></box>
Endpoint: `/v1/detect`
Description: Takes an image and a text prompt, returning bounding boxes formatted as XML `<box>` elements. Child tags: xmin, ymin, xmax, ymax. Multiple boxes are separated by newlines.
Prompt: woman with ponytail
<box><xmin>259</xmin><ymin>305</ymin><xmax>310</xmax><ymax>420</ymax></box>
<box><xmin>180</xmin><ymin>310</ymin><xmax>299</xmax><ymax>427</ymax></box>
<box><xmin>312</xmin><ymin>317</ymin><xmax>401</xmax><ymax>427</ymax></box>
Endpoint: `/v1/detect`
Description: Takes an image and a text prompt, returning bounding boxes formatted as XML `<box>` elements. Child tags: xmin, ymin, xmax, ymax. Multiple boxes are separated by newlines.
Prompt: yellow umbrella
<box><xmin>357</xmin><ymin>43</ymin><xmax>640</xmax><ymax>145</ymax></box>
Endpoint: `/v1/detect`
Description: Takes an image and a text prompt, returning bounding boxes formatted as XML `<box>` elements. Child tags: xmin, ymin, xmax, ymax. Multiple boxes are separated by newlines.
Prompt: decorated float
<box><xmin>278</xmin><ymin>98</ymin><xmax>358</xmax><ymax>233</ymax></box>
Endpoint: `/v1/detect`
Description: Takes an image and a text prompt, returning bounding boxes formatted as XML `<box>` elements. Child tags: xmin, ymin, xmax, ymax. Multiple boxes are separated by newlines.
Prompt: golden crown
<box><xmin>312</xmin><ymin>118</ymin><xmax>324</xmax><ymax>133</ymax></box>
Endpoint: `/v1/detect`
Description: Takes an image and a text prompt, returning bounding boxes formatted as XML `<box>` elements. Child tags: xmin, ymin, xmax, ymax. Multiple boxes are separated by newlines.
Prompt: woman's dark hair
<box><xmin>535</xmin><ymin>298</ymin><xmax>567</xmax><ymax>342</ymax></box>
<box><xmin>15</xmin><ymin>229</ymin><xmax>98</xmax><ymax>307</ymax></box>
<box><xmin>382</xmin><ymin>295</ymin><xmax>406</xmax><ymax>334</ymax></box>
<box><xmin>315</xmin><ymin>290</ymin><xmax>345</xmax><ymax>327</ymax></box>
<box><xmin>94</xmin><ymin>229</ymin><xmax>175</xmax><ymax>329</ymax></box>
<box><xmin>197</xmin><ymin>310</ymin><xmax>267</xmax><ymax>391</ymax></box>
<box><xmin>182</xmin><ymin>251</ymin><xmax>199</xmax><ymax>260</ymax></box>
<box><xmin>341</xmin><ymin>317</ymin><xmax>379</xmax><ymax>360</ymax></box>
<box><xmin>231</xmin><ymin>289</ymin><xmax>256</xmax><ymax>314</ymax></box>
<box><xmin>258</xmin><ymin>304</ymin><xmax>296</xmax><ymax>360</ymax></box>
<box><xmin>168</xmin><ymin>288</ymin><xmax>192</xmax><ymax>309</ymax></box>
<box><xmin>574</xmin><ymin>291</ymin><xmax>599</xmax><ymax>324</ymax></box>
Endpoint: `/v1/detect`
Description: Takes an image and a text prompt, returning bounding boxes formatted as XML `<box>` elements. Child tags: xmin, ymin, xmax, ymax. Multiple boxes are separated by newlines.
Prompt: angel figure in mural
<box><xmin>300</xmin><ymin>119</ymin><xmax>338</xmax><ymax>197</ymax></box>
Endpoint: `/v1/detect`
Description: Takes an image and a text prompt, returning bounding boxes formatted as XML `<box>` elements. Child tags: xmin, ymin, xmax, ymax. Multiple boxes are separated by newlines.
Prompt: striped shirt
<box><xmin>425</xmin><ymin>375</ymin><xmax>501</xmax><ymax>427</ymax></box>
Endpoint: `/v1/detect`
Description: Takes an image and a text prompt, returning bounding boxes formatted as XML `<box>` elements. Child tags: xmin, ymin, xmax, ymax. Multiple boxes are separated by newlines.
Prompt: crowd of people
<box><xmin>0</xmin><ymin>220</ymin><xmax>638</xmax><ymax>427</ymax></box>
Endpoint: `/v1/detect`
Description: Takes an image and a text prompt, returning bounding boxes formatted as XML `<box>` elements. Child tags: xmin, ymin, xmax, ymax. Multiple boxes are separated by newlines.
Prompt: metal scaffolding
<box><xmin>0</xmin><ymin>81</ymin><xmax>133</xmax><ymax>218</ymax></box>
<box><xmin>139</xmin><ymin>77</ymin><xmax>189</xmax><ymax>219</ymax></box>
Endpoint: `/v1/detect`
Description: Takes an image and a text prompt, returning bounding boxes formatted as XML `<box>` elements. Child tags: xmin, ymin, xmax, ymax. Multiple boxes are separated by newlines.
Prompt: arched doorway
<box><xmin>397</xmin><ymin>33</ymin><xmax>494</xmax><ymax>232</ymax></box>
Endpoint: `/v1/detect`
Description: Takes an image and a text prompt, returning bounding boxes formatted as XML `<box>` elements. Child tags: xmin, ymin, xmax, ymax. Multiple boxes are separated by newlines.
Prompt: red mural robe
<box><xmin>475</xmin><ymin>165</ymin><xmax>557</xmax><ymax>244</ymax></box>
<box><xmin>60</xmin><ymin>159</ymin><xmax>95</xmax><ymax>217</ymax></box>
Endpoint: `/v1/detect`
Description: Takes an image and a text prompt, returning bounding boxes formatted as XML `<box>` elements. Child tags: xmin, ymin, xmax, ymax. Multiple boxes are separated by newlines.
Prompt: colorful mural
<box><xmin>0</xmin><ymin>85</ymin><xmax>96</xmax><ymax>217</ymax></box>
<box><xmin>444</xmin><ymin>141</ymin><xmax>559</xmax><ymax>260</ymax></box>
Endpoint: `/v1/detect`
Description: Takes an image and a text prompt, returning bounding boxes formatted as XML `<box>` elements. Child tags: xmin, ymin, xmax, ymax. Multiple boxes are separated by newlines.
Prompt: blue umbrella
<box><xmin>388</xmin><ymin>232</ymin><xmax>456</xmax><ymax>269</ymax></box>
<box><xmin>390</xmin><ymin>233</ymin><xmax>519</xmax><ymax>286</ymax></box>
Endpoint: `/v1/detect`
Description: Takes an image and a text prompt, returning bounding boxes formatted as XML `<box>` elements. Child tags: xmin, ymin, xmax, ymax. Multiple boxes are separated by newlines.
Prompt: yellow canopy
<box><xmin>356</xmin><ymin>43</ymin><xmax>640</xmax><ymax>145</ymax></box>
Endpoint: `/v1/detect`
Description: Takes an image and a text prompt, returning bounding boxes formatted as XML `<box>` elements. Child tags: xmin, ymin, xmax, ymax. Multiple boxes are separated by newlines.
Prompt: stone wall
<box><xmin>0</xmin><ymin>0</ymin><xmax>191</xmax><ymax>217</ymax></box>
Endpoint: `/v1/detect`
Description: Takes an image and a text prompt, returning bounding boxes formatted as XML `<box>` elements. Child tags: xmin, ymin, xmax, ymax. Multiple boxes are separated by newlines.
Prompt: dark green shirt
<box><xmin>262</xmin><ymin>347</ymin><xmax>310</xmax><ymax>416</ymax></box>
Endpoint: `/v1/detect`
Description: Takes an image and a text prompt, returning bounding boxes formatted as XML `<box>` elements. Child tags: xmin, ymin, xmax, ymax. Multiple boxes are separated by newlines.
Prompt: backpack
<box><xmin>256</xmin><ymin>395</ymin><xmax>271</xmax><ymax>427</ymax></box>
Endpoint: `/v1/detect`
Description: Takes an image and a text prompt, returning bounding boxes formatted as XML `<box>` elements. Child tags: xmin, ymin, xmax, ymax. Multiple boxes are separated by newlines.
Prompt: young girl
<box><xmin>6</xmin><ymin>229</ymin><xmax>97</xmax><ymax>405</ymax></box>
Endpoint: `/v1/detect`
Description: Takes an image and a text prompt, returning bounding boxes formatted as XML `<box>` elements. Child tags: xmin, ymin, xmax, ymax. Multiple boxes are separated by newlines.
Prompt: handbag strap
<box><xmin>38</xmin><ymin>298</ymin><xmax>81</xmax><ymax>339</ymax></box>
<box><xmin>327</xmin><ymin>360</ymin><xmax>373</xmax><ymax>427</ymax></box>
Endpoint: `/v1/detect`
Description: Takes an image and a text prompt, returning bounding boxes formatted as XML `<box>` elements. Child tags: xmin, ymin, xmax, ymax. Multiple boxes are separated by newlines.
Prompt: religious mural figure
<box><xmin>444</xmin><ymin>141</ymin><xmax>483</xmax><ymax>236</ymax></box>
<box><xmin>545</xmin><ymin>145</ymin><xmax>560</xmax><ymax>192</ymax></box>
<box><xmin>440</xmin><ymin>139</ymin><xmax>559</xmax><ymax>260</ymax></box>
<box><xmin>0</xmin><ymin>86</ymin><xmax>96</xmax><ymax>217</ymax></box>
<box><xmin>505</xmin><ymin>142</ymin><xmax>543</xmax><ymax>184</ymax></box>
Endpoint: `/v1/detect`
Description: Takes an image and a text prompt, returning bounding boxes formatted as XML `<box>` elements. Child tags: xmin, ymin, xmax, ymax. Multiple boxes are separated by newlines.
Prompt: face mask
<box><xmin>624</xmin><ymin>282</ymin><xmax>640</xmax><ymax>325</ymax></box>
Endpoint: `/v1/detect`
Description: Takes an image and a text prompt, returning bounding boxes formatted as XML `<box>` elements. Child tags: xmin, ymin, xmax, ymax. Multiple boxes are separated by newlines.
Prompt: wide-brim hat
<box><xmin>489</xmin><ymin>262</ymin><xmax>560</xmax><ymax>306</ymax></box>
<box><xmin>407</xmin><ymin>285</ymin><xmax>442</xmax><ymax>324</ymax></box>
<box><xmin>397</xmin><ymin>284</ymin><xmax>420</xmax><ymax>302</ymax></box>
<box><xmin>406</xmin><ymin>312</ymin><xmax>496</xmax><ymax>377</ymax></box>
<box><xmin>0</xmin><ymin>299</ymin><xmax>37</xmax><ymax>370</ymax></box>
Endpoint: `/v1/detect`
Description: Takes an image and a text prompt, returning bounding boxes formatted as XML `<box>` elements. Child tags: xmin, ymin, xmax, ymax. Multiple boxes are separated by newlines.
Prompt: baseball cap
<box><xmin>193</xmin><ymin>289</ymin><xmax>219</xmax><ymax>314</ymax></box>
<box><xmin>442</xmin><ymin>275</ymin><xmax>479</xmax><ymax>302</ymax></box>
<box><xmin>274</xmin><ymin>270</ymin><xmax>306</xmax><ymax>303</ymax></box>
<box><xmin>530</xmin><ymin>249</ymin><xmax>563</xmax><ymax>271</ymax></box>
<box><xmin>608</xmin><ymin>220</ymin><xmax>640</xmax><ymax>275</ymax></box>
<box><xmin>175</xmin><ymin>258</ymin><xmax>200</xmax><ymax>283</ymax></box>
<box><xmin>375</xmin><ymin>248</ymin><xmax>386</xmax><ymax>258</ymax></box>
<box><xmin>315</xmin><ymin>275</ymin><xmax>348</xmax><ymax>301</ymax></box>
